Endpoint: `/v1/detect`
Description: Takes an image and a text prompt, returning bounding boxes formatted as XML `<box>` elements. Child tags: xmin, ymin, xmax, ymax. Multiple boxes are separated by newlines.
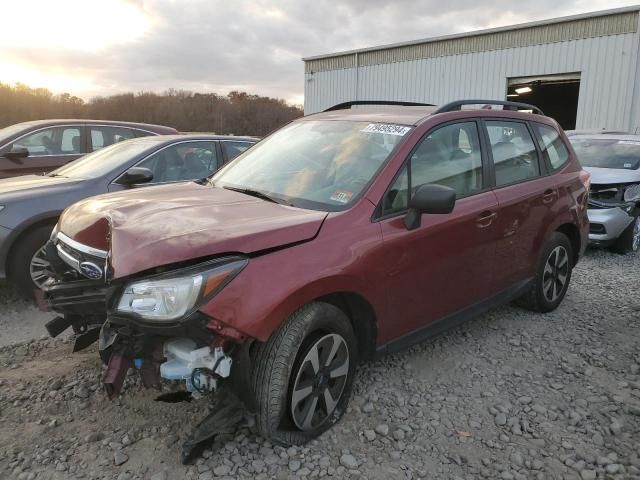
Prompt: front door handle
<box><xmin>476</xmin><ymin>210</ymin><xmax>497</xmax><ymax>228</ymax></box>
<box><xmin>542</xmin><ymin>189</ymin><xmax>557</xmax><ymax>204</ymax></box>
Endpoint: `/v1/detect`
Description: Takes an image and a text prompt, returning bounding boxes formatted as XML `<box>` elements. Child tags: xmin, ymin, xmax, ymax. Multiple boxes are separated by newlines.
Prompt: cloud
<box><xmin>0</xmin><ymin>0</ymin><xmax>636</xmax><ymax>104</ymax></box>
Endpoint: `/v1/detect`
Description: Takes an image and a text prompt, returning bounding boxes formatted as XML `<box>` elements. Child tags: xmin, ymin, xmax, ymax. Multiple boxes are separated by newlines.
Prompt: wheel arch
<box><xmin>312</xmin><ymin>291</ymin><xmax>378</xmax><ymax>361</ymax></box>
<box><xmin>555</xmin><ymin>222</ymin><xmax>581</xmax><ymax>265</ymax></box>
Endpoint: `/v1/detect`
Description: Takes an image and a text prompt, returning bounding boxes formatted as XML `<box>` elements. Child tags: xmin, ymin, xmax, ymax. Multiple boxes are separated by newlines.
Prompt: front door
<box><xmin>0</xmin><ymin>125</ymin><xmax>85</xmax><ymax>178</ymax></box>
<box><xmin>108</xmin><ymin>140</ymin><xmax>222</xmax><ymax>192</ymax></box>
<box><xmin>377</xmin><ymin>121</ymin><xmax>499</xmax><ymax>343</ymax></box>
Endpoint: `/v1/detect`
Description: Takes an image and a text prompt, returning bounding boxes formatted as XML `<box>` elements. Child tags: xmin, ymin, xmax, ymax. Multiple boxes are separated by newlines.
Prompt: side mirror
<box><xmin>3</xmin><ymin>147</ymin><xmax>29</xmax><ymax>161</ymax></box>
<box><xmin>118</xmin><ymin>167</ymin><xmax>154</xmax><ymax>186</ymax></box>
<box><xmin>404</xmin><ymin>184</ymin><xmax>456</xmax><ymax>230</ymax></box>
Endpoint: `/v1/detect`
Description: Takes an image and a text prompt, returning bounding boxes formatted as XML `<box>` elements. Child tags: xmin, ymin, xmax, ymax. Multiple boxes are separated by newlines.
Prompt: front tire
<box><xmin>251</xmin><ymin>302</ymin><xmax>358</xmax><ymax>445</ymax></box>
<box><xmin>610</xmin><ymin>214</ymin><xmax>640</xmax><ymax>254</ymax></box>
<box><xmin>516</xmin><ymin>232</ymin><xmax>573</xmax><ymax>313</ymax></box>
<box><xmin>9</xmin><ymin>225</ymin><xmax>55</xmax><ymax>297</ymax></box>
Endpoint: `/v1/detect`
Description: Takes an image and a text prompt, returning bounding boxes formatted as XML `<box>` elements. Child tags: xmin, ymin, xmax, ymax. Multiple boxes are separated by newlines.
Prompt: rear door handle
<box><xmin>476</xmin><ymin>210</ymin><xmax>497</xmax><ymax>228</ymax></box>
<box><xmin>542</xmin><ymin>189</ymin><xmax>557</xmax><ymax>204</ymax></box>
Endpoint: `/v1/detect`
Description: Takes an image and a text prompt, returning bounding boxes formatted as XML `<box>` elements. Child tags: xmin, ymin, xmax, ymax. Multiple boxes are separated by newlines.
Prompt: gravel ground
<box><xmin>0</xmin><ymin>285</ymin><xmax>57</xmax><ymax>348</ymax></box>
<box><xmin>1</xmin><ymin>248</ymin><xmax>639</xmax><ymax>480</ymax></box>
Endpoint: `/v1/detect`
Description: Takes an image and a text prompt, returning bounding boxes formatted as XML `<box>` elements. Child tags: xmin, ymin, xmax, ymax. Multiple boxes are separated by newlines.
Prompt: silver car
<box><xmin>569</xmin><ymin>134</ymin><xmax>640</xmax><ymax>253</ymax></box>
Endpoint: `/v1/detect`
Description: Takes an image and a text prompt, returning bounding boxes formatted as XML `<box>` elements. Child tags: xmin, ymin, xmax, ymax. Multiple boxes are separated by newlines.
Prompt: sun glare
<box><xmin>0</xmin><ymin>0</ymin><xmax>150</xmax><ymax>52</ymax></box>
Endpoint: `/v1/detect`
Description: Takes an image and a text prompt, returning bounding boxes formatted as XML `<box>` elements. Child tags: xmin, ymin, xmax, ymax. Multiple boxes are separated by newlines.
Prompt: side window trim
<box><xmin>373</xmin><ymin>118</ymin><xmax>488</xmax><ymax>222</ymax></box>
<box><xmin>481</xmin><ymin>118</ymin><xmax>544</xmax><ymax>189</ymax></box>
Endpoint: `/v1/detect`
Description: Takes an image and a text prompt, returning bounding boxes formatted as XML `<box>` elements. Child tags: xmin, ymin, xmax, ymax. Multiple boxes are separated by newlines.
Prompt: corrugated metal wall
<box><xmin>304</xmin><ymin>12</ymin><xmax>640</xmax><ymax>132</ymax></box>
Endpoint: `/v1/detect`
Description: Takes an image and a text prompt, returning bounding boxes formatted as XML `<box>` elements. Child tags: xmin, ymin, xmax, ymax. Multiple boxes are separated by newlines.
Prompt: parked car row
<box><xmin>28</xmin><ymin>99</ymin><xmax>594</xmax><ymax>461</ymax></box>
<box><xmin>0</xmin><ymin>118</ymin><xmax>257</xmax><ymax>295</ymax></box>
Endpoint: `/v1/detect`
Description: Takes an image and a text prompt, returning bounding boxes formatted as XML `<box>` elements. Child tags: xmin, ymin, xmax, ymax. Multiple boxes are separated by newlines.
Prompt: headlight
<box><xmin>115</xmin><ymin>257</ymin><xmax>247</xmax><ymax>322</ymax></box>
<box><xmin>0</xmin><ymin>205</ymin><xmax>4</xmax><ymax>213</ymax></box>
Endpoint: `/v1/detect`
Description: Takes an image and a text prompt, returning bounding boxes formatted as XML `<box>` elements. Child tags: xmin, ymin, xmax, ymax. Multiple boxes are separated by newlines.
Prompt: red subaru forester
<box><xmin>44</xmin><ymin>100</ymin><xmax>589</xmax><ymax>457</ymax></box>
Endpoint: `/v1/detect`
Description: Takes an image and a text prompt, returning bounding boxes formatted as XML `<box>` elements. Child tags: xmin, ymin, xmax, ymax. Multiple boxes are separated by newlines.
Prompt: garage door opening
<box><xmin>507</xmin><ymin>73</ymin><xmax>580</xmax><ymax>130</ymax></box>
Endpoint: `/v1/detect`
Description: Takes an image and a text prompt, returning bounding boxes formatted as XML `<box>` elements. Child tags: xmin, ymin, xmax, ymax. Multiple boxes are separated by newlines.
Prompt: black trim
<box><xmin>435</xmin><ymin>100</ymin><xmax>544</xmax><ymax>115</ymax></box>
<box><xmin>525</xmin><ymin>121</ymin><xmax>548</xmax><ymax>177</ymax></box>
<box><xmin>375</xmin><ymin>278</ymin><xmax>532</xmax><ymax>357</ymax></box>
<box><xmin>477</xmin><ymin>119</ymin><xmax>496</xmax><ymax>189</ymax></box>
<box><xmin>324</xmin><ymin>101</ymin><xmax>435</xmax><ymax>112</ymax></box>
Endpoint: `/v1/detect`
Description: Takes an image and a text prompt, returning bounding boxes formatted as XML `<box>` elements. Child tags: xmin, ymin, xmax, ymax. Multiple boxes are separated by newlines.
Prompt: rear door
<box><xmin>0</xmin><ymin>125</ymin><xmax>85</xmax><ymax>177</ymax></box>
<box><xmin>483</xmin><ymin>119</ymin><xmax>559</xmax><ymax>289</ymax></box>
<box><xmin>377</xmin><ymin>120</ymin><xmax>500</xmax><ymax>341</ymax></box>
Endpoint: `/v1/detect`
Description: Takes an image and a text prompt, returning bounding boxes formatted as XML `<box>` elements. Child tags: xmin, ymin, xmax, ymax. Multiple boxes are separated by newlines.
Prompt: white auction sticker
<box><xmin>361</xmin><ymin>123</ymin><xmax>411</xmax><ymax>136</ymax></box>
<box><xmin>618</xmin><ymin>140</ymin><xmax>640</xmax><ymax>145</ymax></box>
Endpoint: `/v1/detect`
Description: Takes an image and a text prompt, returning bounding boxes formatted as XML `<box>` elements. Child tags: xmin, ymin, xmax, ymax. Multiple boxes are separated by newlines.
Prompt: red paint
<box><xmin>56</xmin><ymin>107</ymin><xmax>589</xmax><ymax>349</ymax></box>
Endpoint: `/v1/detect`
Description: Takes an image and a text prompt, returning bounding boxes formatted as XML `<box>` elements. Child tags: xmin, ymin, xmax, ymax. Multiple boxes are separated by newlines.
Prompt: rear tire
<box><xmin>610</xmin><ymin>214</ymin><xmax>640</xmax><ymax>254</ymax></box>
<box><xmin>251</xmin><ymin>302</ymin><xmax>358</xmax><ymax>446</ymax></box>
<box><xmin>515</xmin><ymin>232</ymin><xmax>573</xmax><ymax>313</ymax></box>
<box><xmin>9</xmin><ymin>225</ymin><xmax>55</xmax><ymax>298</ymax></box>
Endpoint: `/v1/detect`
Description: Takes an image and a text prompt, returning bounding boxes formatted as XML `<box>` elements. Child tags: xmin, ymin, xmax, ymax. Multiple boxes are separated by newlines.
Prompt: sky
<box><xmin>1</xmin><ymin>0</ymin><xmax>638</xmax><ymax>105</ymax></box>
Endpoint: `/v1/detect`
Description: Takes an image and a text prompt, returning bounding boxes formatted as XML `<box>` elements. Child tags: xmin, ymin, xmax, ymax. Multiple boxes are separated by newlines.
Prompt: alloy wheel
<box><xmin>542</xmin><ymin>246</ymin><xmax>569</xmax><ymax>302</ymax></box>
<box><xmin>290</xmin><ymin>333</ymin><xmax>349</xmax><ymax>431</ymax></box>
<box><xmin>30</xmin><ymin>245</ymin><xmax>55</xmax><ymax>289</ymax></box>
<box><xmin>632</xmin><ymin>217</ymin><xmax>640</xmax><ymax>252</ymax></box>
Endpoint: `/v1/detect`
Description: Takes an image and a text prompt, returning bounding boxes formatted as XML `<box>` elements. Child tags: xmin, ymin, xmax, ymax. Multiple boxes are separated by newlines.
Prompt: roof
<box><xmin>303</xmin><ymin>5</ymin><xmax>640</xmax><ymax>72</ymax></box>
<box><xmin>7</xmin><ymin>119</ymin><xmax>176</xmax><ymax>132</ymax></box>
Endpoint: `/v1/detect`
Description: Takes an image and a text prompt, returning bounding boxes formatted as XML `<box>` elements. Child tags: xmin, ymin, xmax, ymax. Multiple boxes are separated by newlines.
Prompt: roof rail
<box><xmin>434</xmin><ymin>99</ymin><xmax>544</xmax><ymax>115</ymax></box>
<box><xmin>323</xmin><ymin>100</ymin><xmax>435</xmax><ymax>112</ymax></box>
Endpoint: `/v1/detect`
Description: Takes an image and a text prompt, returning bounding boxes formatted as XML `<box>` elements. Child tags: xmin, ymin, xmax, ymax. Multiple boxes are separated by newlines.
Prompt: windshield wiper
<box><xmin>223</xmin><ymin>185</ymin><xmax>284</xmax><ymax>204</ymax></box>
<box><xmin>48</xmin><ymin>173</ymin><xmax>67</xmax><ymax>178</ymax></box>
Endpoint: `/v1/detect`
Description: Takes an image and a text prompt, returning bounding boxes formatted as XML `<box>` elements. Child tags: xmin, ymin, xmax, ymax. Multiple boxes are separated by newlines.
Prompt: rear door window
<box><xmin>485</xmin><ymin>121</ymin><xmax>540</xmax><ymax>186</ymax></box>
<box><xmin>534</xmin><ymin>123</ymin><xmax>569</xmax><ymax>170</ymax></box>
<box><xmin>90</xmin><ymin>126</ymin><xmax>136</xmax><ymax>152</ymax></box>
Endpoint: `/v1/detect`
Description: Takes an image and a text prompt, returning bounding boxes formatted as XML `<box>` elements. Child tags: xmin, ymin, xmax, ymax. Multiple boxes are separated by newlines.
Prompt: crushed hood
<box><xmin>58</xmin><ymin>182</ymin><xmax>327</xmax><ymax>279</ymax></box>
<box><xmin>585</xmin><ymin>166</ymin><xmax>640</xmax><ymax>185</ymax></box>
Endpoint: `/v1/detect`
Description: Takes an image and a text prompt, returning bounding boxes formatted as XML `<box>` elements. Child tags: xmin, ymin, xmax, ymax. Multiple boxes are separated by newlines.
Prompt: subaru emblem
<box><xmin>79</xmin><ymin>261</ymin><xmax>103</xmax><ymax>280</ymax></box>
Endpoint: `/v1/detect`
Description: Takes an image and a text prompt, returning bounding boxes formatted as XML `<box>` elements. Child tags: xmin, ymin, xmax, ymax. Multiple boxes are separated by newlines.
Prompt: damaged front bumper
<box><xmin>43</xmin><ymin>236</ymin><xmax>251</xmax><ymax>400</ymax></box>
<box><xmin>587</xmin><ymin>205</ymin><xmax>635</xmax><ymax>243</ymax></box>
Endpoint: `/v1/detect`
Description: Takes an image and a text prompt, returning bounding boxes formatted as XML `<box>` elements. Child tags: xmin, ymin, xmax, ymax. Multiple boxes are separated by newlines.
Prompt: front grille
<box><xmin>589</xmin><ymin>223</ymin><xmax>606</xmax><ymax>234</ymax></box>
<box><xmin>55</xmin><ymin>233</ymin><xmax>108</xmax><ymax>280</ymax></box>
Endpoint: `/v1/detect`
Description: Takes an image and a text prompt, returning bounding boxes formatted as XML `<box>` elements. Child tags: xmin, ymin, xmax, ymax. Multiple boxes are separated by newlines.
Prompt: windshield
<box><xmin>212</xmin><ymin>120</ymin><xmax>410</xmax><ymax>210</ymax></box>
<box><xmin>51</xmin><ymin>139</ymin><xmax>156</xmax><ymax>179</ymax></box>
<box><xmin>570</xmin><ymin>137</ymin><xmax>640</xmax><ymax>170</ymax></box>
<box><xmin>0</xmin><ymin>123</ymin><xmax>35</xmax><ymax>144</ymax></box>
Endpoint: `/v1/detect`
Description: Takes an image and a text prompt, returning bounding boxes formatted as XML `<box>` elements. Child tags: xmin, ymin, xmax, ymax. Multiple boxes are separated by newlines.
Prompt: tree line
<box><xmin>0</xmin><ymin>83</ymin><xmax>303</xmax><ymax>137</ymax></box>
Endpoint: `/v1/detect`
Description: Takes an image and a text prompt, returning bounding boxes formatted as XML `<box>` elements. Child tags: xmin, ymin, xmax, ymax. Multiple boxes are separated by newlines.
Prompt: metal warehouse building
<box><xmin>303</xmin><ymin>6</ymin><xmax>640</xmax><ymax>132</ymax></box>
